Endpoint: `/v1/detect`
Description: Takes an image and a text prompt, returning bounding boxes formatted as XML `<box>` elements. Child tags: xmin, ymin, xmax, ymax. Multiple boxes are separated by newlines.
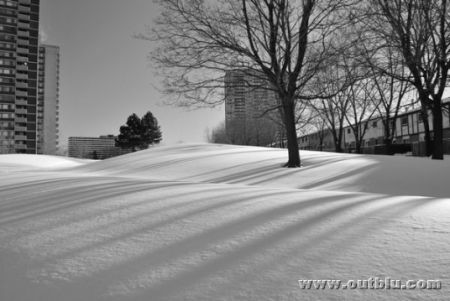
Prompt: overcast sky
<box><xmin>40</xmin><ymin>0</ymin><xmax>224</xmax><ymax>148</ymax></box>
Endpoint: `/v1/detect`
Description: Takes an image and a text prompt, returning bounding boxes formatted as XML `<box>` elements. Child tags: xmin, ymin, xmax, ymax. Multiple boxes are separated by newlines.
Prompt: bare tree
<box><xmin>207</xmin><ymin>121</ymin><xmax>229</xmax><ymax>144</ymax></box>
<box><xmin>217</xmin><ymin>117</ymin><xmax>280</xmax><ymax>146</ymax></box>
<box><xmin>362</xmin><ymin>0</ymin><xmax>450</xmax><ymax>159</ymax></box>
<box><xmin>366</xmin><ymin>48</ymin><xmax>413</xmax><ymax>154</ymax></box>
<box><xmin>248</xmin><ymin>118</ymin><xmax>280</xmax><ymax>146</ymax></box>
<box><xmin>345</xmin><ymin>78</ymin><xmax>380</xmax><ymax>153</ymax></box>
<box><xmin>148</xmin><ymin>0</ymin><xmax>354</xmax><ymax>167</ymax></box>
<box><xmin>310</xmin><ymin>62</ymin><xmax>352</xmax><ymax>152</ymax></box>
<box><xmin>312</xmin><ymin>95</ymin><xmax>349</xmax><ymax>152</ymax></box>
<box><xmin>308</xmin><ymin>114</ymin><xmax>328</xmax><ymax>151</ymax></box>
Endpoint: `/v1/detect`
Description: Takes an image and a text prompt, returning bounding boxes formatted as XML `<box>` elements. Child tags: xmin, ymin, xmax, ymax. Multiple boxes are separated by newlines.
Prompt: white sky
<box><xmin>39</xmin><ymin>0</ymin><xmax>225</xmax><ymax>148</ymax></box>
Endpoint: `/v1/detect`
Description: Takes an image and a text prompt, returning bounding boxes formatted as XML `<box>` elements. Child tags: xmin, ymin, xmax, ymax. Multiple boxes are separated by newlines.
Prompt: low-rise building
<box><xmin>299</xmin><ymin>99</ymin><xmax>450</xmax><ymax>156</ymax></box>
<box><xmin>68</xmin><ymin>135</ymin><xmax>128</xmax><ymax>159</ymax></box>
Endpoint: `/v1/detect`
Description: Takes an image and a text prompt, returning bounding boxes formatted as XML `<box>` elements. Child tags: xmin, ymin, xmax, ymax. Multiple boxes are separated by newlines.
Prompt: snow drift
<box><xmin>0</xmin><ymin>144</ymin><xmax>449</xmax><ymax>301</ymax></box>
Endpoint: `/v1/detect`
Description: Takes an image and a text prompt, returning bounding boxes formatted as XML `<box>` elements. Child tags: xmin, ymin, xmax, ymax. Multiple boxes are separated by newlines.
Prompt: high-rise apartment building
<box><xmin>224</xmin><ymin>69</ymin><xmax>281</xmax><ymax>145</ymax></box>
<box><xmin>225</xmin><ymin>69</ymin><xmax>280</xmax><ymax>124</ymax></box>
<box><xmin>0</xmin><ymin>0</ymin><xmax>40</xmax><ymax>154</ymax></box>
<box><xmin>37</xmin><ymin>44</ymin><xmax>59</xmax><ymax>154</ymax></box>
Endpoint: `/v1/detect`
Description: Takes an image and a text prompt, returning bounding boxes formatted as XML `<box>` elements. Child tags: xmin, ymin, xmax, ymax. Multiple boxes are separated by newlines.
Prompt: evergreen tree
<box><xmin>141</xmin><ymin>111</ymin><xmax>162</xmax><ymax>145</ymax></box>
<box><xmin>116</xmin><ymin>111</ymin><xmax>162</xmax><ymax>151</ymax></box>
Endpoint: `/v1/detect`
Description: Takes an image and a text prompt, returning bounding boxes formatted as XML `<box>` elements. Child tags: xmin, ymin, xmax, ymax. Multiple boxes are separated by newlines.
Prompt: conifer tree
<box><xmin>116</xmin><ymin>111</ymin><xmax>162</xmax><ymax>151</ymax></box>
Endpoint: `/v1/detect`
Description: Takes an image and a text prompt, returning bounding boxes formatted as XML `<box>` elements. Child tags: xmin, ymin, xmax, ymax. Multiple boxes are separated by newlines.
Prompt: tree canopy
<box><xmin>116</xmin><ymin>111</ymin><xmax>162</xmax><ymax>151</ymax></box>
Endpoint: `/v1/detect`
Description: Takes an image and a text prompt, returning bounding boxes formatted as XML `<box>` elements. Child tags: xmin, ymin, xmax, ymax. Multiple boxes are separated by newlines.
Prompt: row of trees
<box><xmin>148</xmin><ymin>0</ymin><xmax>450</xmax><ymax>166</ymax></box>
<box><xmin>307</xmin><ymin>49</ymin><xmax>413</xmax><ymax>154</ymax></box>
<box><xmin>209</xmin><ymin>49</ymin><xmax>414</xmax><ymax>155</ymax></box>
<box><xmin>208</xmin><ymin>118</ymin><xmax>282</xmax><ymax>147</ymax></box>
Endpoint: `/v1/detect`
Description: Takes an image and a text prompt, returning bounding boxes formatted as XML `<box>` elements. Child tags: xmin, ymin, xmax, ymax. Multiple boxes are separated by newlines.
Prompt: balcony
<box><xmin>16</xmin><ymin>99</ymin><xmax>27</xmax><ymax>106</ymax></box>
<box><xmin>16</xmin><ymin>90</ymin><xmax>27</xmax><ymax>97</ymax></box>
<box><xmin>16</xmin><ymin>56</ymin><xmax>27</xmax><ymax>62</ymax></box>
<box><xmin>16</xmin><ymin>108</ymin><xmax>27</xmax><ymax>114</ymax></box>
<box><xmin>15</xmin><ymin>126</ymin><xmax>27</xmax><ymax>131</ymax></box>
<box><xmin>18</xmin><ymin>22</ymin><xmax>30</xmax><ymax>29</ymax></box>
<box><xmin>17</xmin><ymin>39</ymin><xmax>29</xmax><ymax>46</ymax></box>
<box><xmin>15</xmin><ymin>135</ymin><xmax>27</xmax><ymax>140</ymax></box>
<box><xmin>17</xmin><ymin>47</ymin><xmax>28</xmax><ymax>54</ymax></box>
<box><xmin>15</xmin><ymin>117</ymin><xmax>27</xmax><ymax>123</ymax></box>
<box><xmin>16</xmin><ymin>64</ymin><xmax>28</xmax><ymax>71</ymax></box>
<box><xmin>17</xmin><ymin>30</ymin><xmax>29</xmax><ymax>37</ymax></box>
<box><xmin>18</xmin><ymin>6</ymin><xmax>31</xmax><ymax>13</ymax></box>
<box><xmin>16</xmin><ymin>82</ymin><xmax>27</xmax><ymax>88</ymax></box>
<box><xmin>16</xmin><ymin>73</ymin><xmax>28</xmax><ymax>79</ymax></box>
<box><xmin>14</xmin><ymin>143</ymin><xmax>27</xmax><ymax>150</ymax></box>
<box><xmin>18</xmin><ymin>13</ymin><xmax>30</xmax><ymax>21</ymax></box>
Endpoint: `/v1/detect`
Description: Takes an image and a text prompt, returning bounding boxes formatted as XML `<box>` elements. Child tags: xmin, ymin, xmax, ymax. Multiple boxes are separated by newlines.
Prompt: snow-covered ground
<box><xmin>1</xmin><ymin>143</ymin><xmax>449</xmax><ymax>300</ymax></box>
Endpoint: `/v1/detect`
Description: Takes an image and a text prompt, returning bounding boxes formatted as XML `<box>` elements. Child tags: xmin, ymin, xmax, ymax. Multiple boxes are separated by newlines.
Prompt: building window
<box><xmin>401</xmin><ymin>116</ymin><xmax>408</xmax><ymax>126</ymax></box>
<box><xmin>372</xmin><ymin>121</ymin><xmax>377</xmax><ymax>128</ymax></box>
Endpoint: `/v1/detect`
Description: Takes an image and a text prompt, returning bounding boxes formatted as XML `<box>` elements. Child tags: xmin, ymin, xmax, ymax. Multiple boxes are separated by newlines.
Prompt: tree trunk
<box><xmin>282</xmin><ymin>101</ymin><xmax>301</xmax><ymax>167</ymax></box>
<box><xmin>337</xmin><ymin>127</ymin><xmax>344</xmax><ymax>153</ymax></box>
<box><xmin>384</xmin><ymin>138</ymin><xmax>393</xmax><ymax>155</ymax></box>
<box><xmin>355</xmin><ymin>141</ymin><xmax>362</xmax><ymax>154</ymax></box>
<box><xmin>331</xmin><ymin>128</ymin><xmax>343</xmax><ymax>153</ymax></box>
<box><xmin>383</xmin><ymin>118</ymin><xmax>393</xmax><ymax>155</ymax></box>
<box><xmin>352</xmin><ymin>127</ymin><xmax>362</xmax><ymax>154</ymax></box>
<box><xmin>432</xmin><ymin>103</ymin><xmax>444</xmax><ymax>160</ymax></box>
<box><xmin>318</xmin><ymin>133</ymin><xmax>324</xmax><ymax>151</ymax></box>
<box><xmin>420</xmin><ymin>108</ymin><xmax>432</xmax><ymax>156</ymax></box>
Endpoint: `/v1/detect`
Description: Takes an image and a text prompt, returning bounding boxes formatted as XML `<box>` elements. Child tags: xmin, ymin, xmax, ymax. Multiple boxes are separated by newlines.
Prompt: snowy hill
<box><xmin>72</xmin><ymin>143</ymin><xmax>450</xmax><ymax>197</ymax></box>
<box><xmin>0</xmin><ymin>144</ymin><xmax>449</xmax><ymax>300</ymax></box>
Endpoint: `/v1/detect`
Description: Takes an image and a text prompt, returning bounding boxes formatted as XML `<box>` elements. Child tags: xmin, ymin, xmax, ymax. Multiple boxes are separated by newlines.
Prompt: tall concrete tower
<box><xmin>37</xmin><ymin>44</ymin><xmax>59</xmax><ymax>155</ymax></box>
<box><xmin>224</xmin><ymin>68</ymin><xmax>281</xmax><ymax>146</ymax></box>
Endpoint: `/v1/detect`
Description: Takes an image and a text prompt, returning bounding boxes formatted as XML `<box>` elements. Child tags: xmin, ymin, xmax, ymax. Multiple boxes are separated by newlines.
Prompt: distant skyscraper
<box><xmin>37</xmin><ymin>44</ymin><xmax>59</xmax><ymax>155</ymax></box>
<box><xmin>224</xmin><ymin>69</ymin><xmax>281</xmax><ymax>145</ymax></box>
<box><xmin>0</xmin><ymin>0</ymin><xmax>40</xmax><ymax>154</ymax></box>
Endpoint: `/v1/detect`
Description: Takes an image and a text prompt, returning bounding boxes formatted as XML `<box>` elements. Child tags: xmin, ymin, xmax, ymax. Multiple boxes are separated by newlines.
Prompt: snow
<box><xmin>0</xmin><ymin>143</ymin><xmax>449</xmax><ymax>300</ymax></box>
<box><xmin>0</xmin><ymin>154</ymin><xmax>90</xmax><ymax>172</ymax></box>
<box><xmin>72</xmin><ymin>143</ymin><xmax>450</xmax><ymax>197</ymax></box>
